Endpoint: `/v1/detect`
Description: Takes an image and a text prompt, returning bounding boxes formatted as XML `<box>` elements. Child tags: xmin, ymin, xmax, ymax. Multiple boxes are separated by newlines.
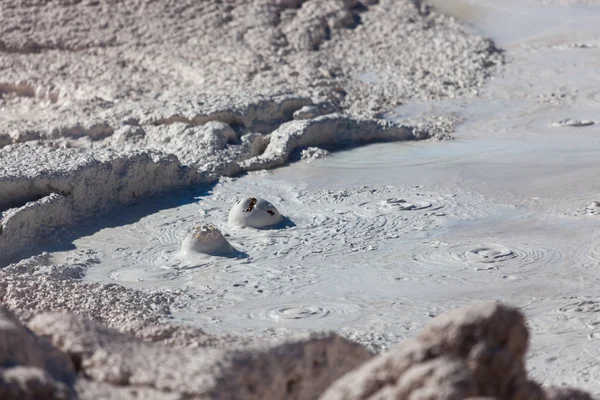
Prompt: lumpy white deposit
<box><xmin>180</xmin><ymin>224</ymin><xmax>234</xmax><ymax>258</ymax></box>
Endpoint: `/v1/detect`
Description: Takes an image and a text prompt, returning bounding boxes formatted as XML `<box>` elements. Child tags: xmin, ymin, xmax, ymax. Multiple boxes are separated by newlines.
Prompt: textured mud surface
<box><xmin>0</xmin><ymin>0</ymin><xmax>496</xmax><ymax>263</ymax></box>
<box><xmin>0</xmin><ymin>0</ymin><xmax>501</xmax><ymax>342</ymax></box>
<box><xmin>6</xmin><ymin>0</ymin><xmax>600</xmax><ymax>398</ymax></box>
<box><xmin>12</xmin><ymin>0</ymin><xmax>600</xmax><ymax>395</ymax></box>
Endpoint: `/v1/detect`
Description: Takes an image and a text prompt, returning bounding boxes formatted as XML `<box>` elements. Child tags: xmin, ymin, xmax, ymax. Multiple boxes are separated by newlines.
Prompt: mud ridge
<box><xmin>0</xmin><ymin>145</ymin><xmax>201</xmax><ymax>264</ymax></box>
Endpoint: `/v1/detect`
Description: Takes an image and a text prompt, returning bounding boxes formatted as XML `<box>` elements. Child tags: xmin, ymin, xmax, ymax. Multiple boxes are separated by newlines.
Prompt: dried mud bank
<box><xmin>0</xmin><ymin>302</ymin><xmax>594</xmax><ymax>399</ymax></box>
<box><xmin>0</xmin><ymin>0</ymin><xmax>501</xmax><ymax>264</ymax></box>
<box><xmin>0</xmin><ymin>0</ymin><xmax>501</xmax><ymax>126</ymax></box>
<box><xmin>0</xmin><ymin>113</ymin><xmax>427</xmax><ymax>264</ymax></box>
<box><xmin>0</xmin><ymin>144</ymin><xmax>201</xmax><ymax>264</ymax></box>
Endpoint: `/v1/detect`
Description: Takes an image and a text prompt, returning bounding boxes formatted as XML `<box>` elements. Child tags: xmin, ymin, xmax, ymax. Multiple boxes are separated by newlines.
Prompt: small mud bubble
<box><xmin>228</xmin><ymin>197</ymin><xmax>282</xmax><ymax>228</ymax></box>
<box><xmin>237</xmin><ymin>299</ymin><xmax>365</xmax><ymax>328</ymax></box>
<box><xmin>551</xmin><ymin>119</ymin><xmax>595</xmax><ymax>127</ymax></box>
<box><xmin>465</xmin><ymin>244</ymin><xmax>516</xmax><ymax>264</ymax></box>
<box><xmin>180</xmin><ymin>224</ymin><xmax>234</xmax><ymax>257</ymax></box>
<box><xmin>268</xmin><ymin>305</ymin><xmax>329</xmax><ymax>321</ymax></box>
<box><xmin>383</xmin><ymin>198</ymin><xmax>442</xmax><ymax>211</ymax></box>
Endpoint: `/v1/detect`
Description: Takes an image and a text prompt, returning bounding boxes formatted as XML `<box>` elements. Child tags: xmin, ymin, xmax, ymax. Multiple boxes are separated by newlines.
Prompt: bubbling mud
<box><xmin>180</xmin><ymin>224</ymin><xmax>234</xmax><ymax>257</ymax></box>
<box><xmin>234</xmin><ymin>298</ymin><xmax>366</xmax><ymax>329</ymax></box>
<box><xmin>463</xmin><ymin>244</ymin><xmax>517</xmax><ymax>264</ymax></box>
<box><xmin>382</xmin><ymin>198</ymin><xmax>444</xmax><ymax>211</ymax></box>
<box><xmin>551</xmin><ymin>119</ymin><xmax>596</xmax><ymax>127</ymax></box>
<box><xmin>408</xmin><ymin>241</ymin><xmax>567</xmax><ymax>272</ymax></box>
<box><xmin>228</xmin><ymin>197</ymin><xmax>282</xmax><ymax>229</ymax></box>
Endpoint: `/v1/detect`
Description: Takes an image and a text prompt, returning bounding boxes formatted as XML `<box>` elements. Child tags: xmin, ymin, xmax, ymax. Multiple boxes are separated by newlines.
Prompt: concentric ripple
<box><xmin>463</xmin><ymin>244</ymin><xmax>516</xmax><ymax>264</ymax></box>
<box><xmin>127</xmin><ymin>243</ymin><xmax>181</xmax><ymax>268</ymax></box>
<box><xmin>241</xmin><ymin>187</ymin><xmax>452</xmax><ymax>260</ymax></box>
<box><xmin>382</xmin><ymin>198</ymin><xmax>443</xmax><ymax>211</ymax></box>
<box><xmin>231</xmin><ymin>299</ymin><xmax>365</xmax><ymax>329</ymax></box>
<box><xmin>265</xmin><ymin>305</ymin><xmax>331</xmax><ymax>321</ymax></box>
<box><xmin>584</xmin><ymin>241</ymin><xmax>600</xmax><ymax>264</ymax></box>
<box><xmin>410</xmin><ymin>242</ymin><xmax>565</xmax><ymax>271</ymax></box>
<box><xmin>108</xmin><ymin>265</ymin><xmax>186</xmax><ymax>284</ymax></box>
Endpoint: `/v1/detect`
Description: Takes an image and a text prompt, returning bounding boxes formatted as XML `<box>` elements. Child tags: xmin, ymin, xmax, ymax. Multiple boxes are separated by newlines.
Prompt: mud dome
<box><xmin>180</xmin><ymin>224</ymin><xmax>235</xmax><ymax>258</ymax></box>
<box><xmin>228</xmin><ymin>197</ymin><xmax>282</xmax><ymax>228</ymax></box>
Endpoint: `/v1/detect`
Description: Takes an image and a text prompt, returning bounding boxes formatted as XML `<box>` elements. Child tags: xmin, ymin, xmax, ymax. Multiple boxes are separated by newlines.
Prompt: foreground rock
<box><xmin>28</xmin><ymin>312</ymin><xmax>372</xmax><ymax>399</ymax></box>
<box><xmin>0</xmin><ymin>307</ymin><xmax>75</xmax><ymax>399</ymax></box>
<box><xmin>1</xmin><ymin>302</ymin><xmax>594</xmax><ymax>399</ymax></box>
<box><xmin>320</xmin><ymin>303</ymin><xmax>594</xmax><ymax>400</ymax></box>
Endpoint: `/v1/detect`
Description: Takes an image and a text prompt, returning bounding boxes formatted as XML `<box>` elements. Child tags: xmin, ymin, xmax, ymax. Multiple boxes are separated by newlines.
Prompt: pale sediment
<box><xmin>0</xmin><ymin>0</ymin><xmax>501</xmax><ymax>122</ymax></box>
<box><xmin>0</xmin><ymin>253</ymin><xmax>177</xmax><ymax>329</ymax></box>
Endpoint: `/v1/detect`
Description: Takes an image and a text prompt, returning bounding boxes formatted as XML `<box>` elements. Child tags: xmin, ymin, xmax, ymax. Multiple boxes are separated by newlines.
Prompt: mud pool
<box><xmin>41</xmin><ymin>0</ymin><xmax>600</xmax><ymax>394</ymax></box>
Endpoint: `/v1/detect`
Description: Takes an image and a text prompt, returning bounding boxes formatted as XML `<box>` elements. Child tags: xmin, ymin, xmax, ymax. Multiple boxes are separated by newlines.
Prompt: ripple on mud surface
<box><xmin>109</xmin><ymin>265</ymin><xmax>186</xmax><ymax>283</ymax></box>
<box><xmin>264</xmin><ymin>305</ymin><xmax>332</xmax><ymax>321</ymax></box>
<box><xmin>382</xmin><ymin>198</ymin><xmax>443</xmax><ymax>211</ymax></box>
<box><xmin>558</xmin><ymin>299</ymin><xmax>600</xmax><ymax>314</ymax></box>
<box><xmin>411</xmin><ymin>241</ymin><xmax>565</xmax><ymax>271</ymax></box>
<box><xmin>463</xmin><ymin>244</ymin><xmax>516</xmax><ymax>264</ymax></box>
<box><xmin>127</xmin><ymin>243</ymin><xmax>181</xmax><ymax>268</ymax></box>
<box><xmin>584</xmin><ymin>241</ymin><xmax>600</xmax><ymax>263</ymax></box>
<box><xmin>551</xmin><ymin>119</ymin><xmax>595</xmax><ymax>128</ymax></box>
<box><xmin>227</xmin><ymin>298</ymin><xmax>366</xmax><ymax>329</ymax></box>
<box><xmin>228</xmin><ymin>185</ymin><xmax>454</xmax><ymax>261</ymax></box>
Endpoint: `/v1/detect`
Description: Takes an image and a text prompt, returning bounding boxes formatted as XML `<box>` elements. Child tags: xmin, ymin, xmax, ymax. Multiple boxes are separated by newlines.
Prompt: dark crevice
<box><xmin>70</xmin><ymin>353</ymin><xmax>83</xmax><ymax>374</ymax></box>
<box><xmin>0</xmin><ymin>189</ymin><xmax>71</xmax><ymax>214</ymax></box>
<box><xmin>0</xmin><ymin>82</ymin><xmax>35</xmax><ymax>98</ymax></box>
<box><xmin>244</xmin><ymin>198</ymin><xmax>257</xmax><ymax>212</ymax></box>
<box><xmin>286</xmin><ymin>379</ymin><xmax>298</xmax><ymax>394</ymax></box>
<box><xmin>351</xmin><ymin>13</ymin><xmax>362</xmax><ymax>28</ymax></box>
<box><xmin>151</xmin><ymin>98</ymin><xmax>311</xmax><ymax>134</ymax></box>
<box><xmin>351</xmin><ymin>2</ymin><xmax>369</xmax><ymax>12</ymax></box>
<box><xmin>324</xmin><ymin>26</ymin><xmax>332</xmax><ymax>42</ymax></box>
